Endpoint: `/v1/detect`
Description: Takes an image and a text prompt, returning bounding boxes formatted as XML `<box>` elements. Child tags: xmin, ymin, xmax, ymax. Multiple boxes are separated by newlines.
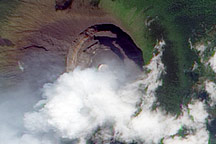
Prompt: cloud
<box><xmin>205</xmin><ymin>80</ymin><xmax>216</xmax><ymax>106</ymax></box>
<box><xmin>208</xmin><ymin>51</ymin><xmax>216</xmax><ymax>73</ymax></box>
<box><xmin>24</xmin><ymin>68</ymin><xmax>138</xmax><ymax>140</ymax></box>
<box><xmin>0</xmin><ymin>40</ymin><xmax>211</xmax><ymax>144</ymax></box>
<box><xmin>23</xmin><ymin>40</ymin><xmax>167</xmax><ymax>143</ymax></box>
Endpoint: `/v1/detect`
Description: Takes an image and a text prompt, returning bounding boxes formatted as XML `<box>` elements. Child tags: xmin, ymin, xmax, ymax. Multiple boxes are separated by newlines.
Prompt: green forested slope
<box><xmin>101</xmin><ymin>0</ymin><xmax>216</xmax><ymax>114</ymax></box>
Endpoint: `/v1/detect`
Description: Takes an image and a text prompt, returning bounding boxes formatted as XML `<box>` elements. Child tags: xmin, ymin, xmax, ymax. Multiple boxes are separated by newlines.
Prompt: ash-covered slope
<box><xmin>0</xmin><ymin>0</ymin><xmax>142</xmax><ymax>89</ymax></box>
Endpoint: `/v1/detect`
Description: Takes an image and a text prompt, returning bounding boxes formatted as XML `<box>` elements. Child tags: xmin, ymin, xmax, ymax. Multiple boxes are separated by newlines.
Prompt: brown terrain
<box><xmin>0</xmin><ymin>0</ymin><xmax>143</xmax><ymax>89</ymax></box>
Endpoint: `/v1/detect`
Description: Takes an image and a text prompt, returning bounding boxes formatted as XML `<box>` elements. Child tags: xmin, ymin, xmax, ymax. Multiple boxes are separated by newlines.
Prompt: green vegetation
<box><xmin>1</xmin><ymin>0</ymin><xmax>216</xmax><ymax>142</ymax></box>
<box><xmin>208</xmin><ymin>117</ymin><xmax>216</xmax><ymax>144</ymax></box>
<box><xmin>100</xmin><ymin>0</ymin><xmax>216</xmax><ymax>116</ymax></box>
<box><xmin>1</xmin><ymin>0</ymin><xmax>215</xmax><ymax>115</ymax></box>
<box><xmin>101</xmin><ymin>1</ymin><xmax>216</xmax><ymax>142</ymax></box>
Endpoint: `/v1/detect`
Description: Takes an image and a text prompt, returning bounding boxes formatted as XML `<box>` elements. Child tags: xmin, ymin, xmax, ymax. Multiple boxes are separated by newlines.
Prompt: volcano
<box><xmin>0</xmin><ymin>0</ymin><xmax>143</xmax><ymax>89</ymax></box>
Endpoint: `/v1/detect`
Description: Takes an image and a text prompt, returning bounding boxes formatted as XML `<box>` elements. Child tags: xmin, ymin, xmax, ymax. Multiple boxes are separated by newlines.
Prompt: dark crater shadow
<box><xmin>91</xmin><ymin>24</ymin><xmax>144</xmax><ymax>68</ymax></box>
<box><xmin>67</xmin><ymin>24</ymin><xmax>144</xmax><ymax>72</ymax></box>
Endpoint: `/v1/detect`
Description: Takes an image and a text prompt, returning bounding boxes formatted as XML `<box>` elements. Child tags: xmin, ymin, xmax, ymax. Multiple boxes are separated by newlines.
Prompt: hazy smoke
<box><xmin>0</xmin><ymin>40</ymin><xmax>211</xmax><ymax>144</ymax></box>
<box><xmin>0</xmin><ymin>85</ymin><xmax>42</xmax><ymax>144</ymax></box>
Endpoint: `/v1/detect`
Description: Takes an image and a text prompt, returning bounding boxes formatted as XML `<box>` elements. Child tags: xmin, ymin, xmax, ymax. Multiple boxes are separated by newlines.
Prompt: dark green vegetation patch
<box><xmin>102</xmin><ymin>0</ymin><xmax>216</xmax><ymax>143</ymax></box>
<box><xmin>101</xmin><ymin>0</ymin><xmax>216</xmax><ymax>113</ymax></box>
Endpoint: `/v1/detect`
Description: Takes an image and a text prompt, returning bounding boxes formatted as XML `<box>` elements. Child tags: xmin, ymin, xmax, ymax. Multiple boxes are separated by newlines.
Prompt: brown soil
<box><xmin>0</xmin><ymin>0</ymin><xmax>143</xmax><ymax>88</ymax></box>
